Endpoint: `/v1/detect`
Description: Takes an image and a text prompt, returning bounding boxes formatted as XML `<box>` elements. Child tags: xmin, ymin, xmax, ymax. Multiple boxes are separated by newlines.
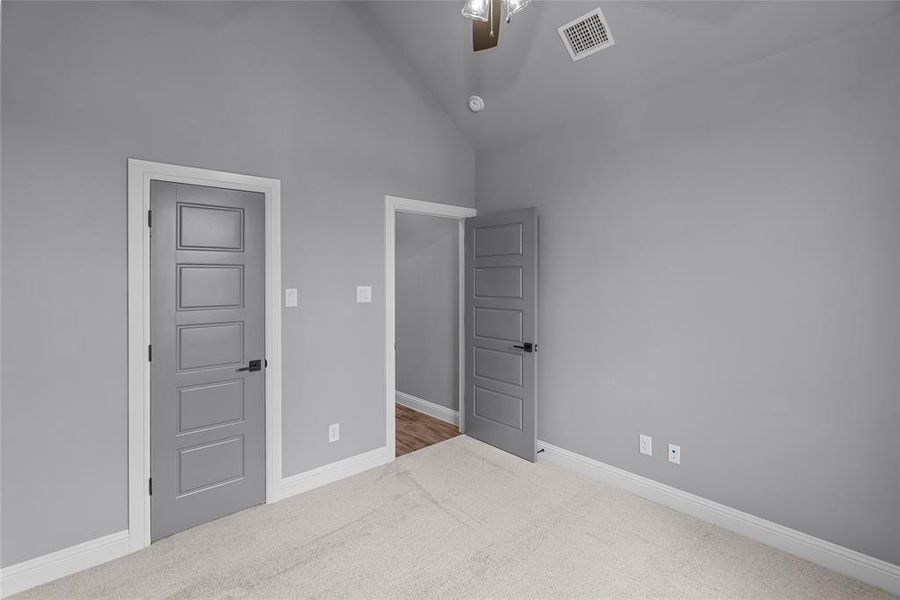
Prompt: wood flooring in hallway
<box><xmin>395</xmin><ymin>403</ymin><xmax>461</xmax><ymax>457</ymax></box>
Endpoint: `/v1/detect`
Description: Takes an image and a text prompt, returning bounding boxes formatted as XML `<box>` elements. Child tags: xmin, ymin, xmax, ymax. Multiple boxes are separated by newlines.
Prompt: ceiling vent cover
<box><xmin>558</xmin><ymin>8</ymin><xmax>614</xmax><ymax>62</ymax></box>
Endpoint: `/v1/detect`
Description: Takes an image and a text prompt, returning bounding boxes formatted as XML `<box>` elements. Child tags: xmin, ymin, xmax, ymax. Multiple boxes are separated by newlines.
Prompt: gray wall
<box><xmin>0</xmin><ymin>1</ymin><xmax>473</xmax><ymax>567</ymax></box>
<box><xmin>476</xmin><ymin>15</ymin><xmax>900</xmax><ymax>565</ymax></box>
<box><xmin>395</xmin><ymin>213</ymin><xmax>459</xmax><ymax>410</ymax></box>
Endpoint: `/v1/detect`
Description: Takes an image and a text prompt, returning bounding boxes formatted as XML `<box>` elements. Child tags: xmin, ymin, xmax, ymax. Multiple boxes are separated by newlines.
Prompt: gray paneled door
<box><xmin>150</xmin><ymin>181</ymin><xmax>266</xmax><ymax>541</ymax></box>
<box><xmin>464</xmin><ymin>208</ymin><xmax>538</xmax><ymax>461</ymax></box>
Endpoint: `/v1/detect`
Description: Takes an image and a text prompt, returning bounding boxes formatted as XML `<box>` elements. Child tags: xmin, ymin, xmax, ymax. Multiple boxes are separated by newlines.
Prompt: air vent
<box><xmin>558</xmin><ymin>8</ymin><xmax>614</xmax><ymax>62</ymax></box>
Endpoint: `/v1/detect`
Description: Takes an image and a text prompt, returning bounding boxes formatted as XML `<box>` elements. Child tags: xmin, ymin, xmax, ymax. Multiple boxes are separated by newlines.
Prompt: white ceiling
<box><xmin>361</xmin><ymin>1</ymin><xmax>899</xmax><ymax>148</ymax></box>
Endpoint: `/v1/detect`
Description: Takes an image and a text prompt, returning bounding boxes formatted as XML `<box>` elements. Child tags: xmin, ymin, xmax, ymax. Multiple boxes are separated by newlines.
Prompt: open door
<box><xmin>464</xmin><ymin>208</ymin><xmax>537</xmax><ymax>461</ymax></box>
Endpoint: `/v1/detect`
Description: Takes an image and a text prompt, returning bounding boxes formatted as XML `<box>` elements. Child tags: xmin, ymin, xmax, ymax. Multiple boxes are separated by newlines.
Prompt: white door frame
<box><xmin>127</xmin><ymin>159</ymin><xmax>282</xmax><ymax>552</ymax></box>
<box><xmin>384</xmin><ymin>195</ymin><xmax>476</xmax><ymax>459</ymax></box>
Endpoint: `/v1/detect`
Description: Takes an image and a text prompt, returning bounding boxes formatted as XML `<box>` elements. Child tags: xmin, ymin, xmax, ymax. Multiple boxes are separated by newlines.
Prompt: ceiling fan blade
<box><xmin>473</xmin><ymin>0</ymin><xmax>501</xmax><ymax>51</ymax></box>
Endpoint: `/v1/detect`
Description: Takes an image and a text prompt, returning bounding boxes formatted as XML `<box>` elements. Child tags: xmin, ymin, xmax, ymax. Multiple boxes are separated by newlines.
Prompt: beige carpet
<box><xmin>15</xmin><ymin>436</ymin><xmax>889</xmax><ymax>599</ymax></box>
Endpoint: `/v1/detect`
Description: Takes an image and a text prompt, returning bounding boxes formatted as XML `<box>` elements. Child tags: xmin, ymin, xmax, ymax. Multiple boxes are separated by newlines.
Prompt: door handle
<box><xmin>237</xmin><ymin>359</ymin><xmax>265</xmax><ymax>373</ymax></box>
<box><xmin>512</xmin><ymin>342</ymin><xmax>534</xmax><ymax>353</ymax></box>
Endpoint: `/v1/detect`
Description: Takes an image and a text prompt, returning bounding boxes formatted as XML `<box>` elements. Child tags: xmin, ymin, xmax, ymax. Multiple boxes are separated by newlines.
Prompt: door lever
<box><xmin>237</xmin><ymin>359</ymin><xmax>264</xmax><ymax>373</ymax></box>
<box><xmin>512</xmin><ymin>342</ymin><xmax>534</xmax><ymax>353</ymax></box>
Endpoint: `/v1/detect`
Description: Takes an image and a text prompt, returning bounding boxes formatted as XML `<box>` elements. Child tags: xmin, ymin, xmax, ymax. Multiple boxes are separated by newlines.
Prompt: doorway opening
<box><xmin>384</xmin><ymin>196</ymin><xmax>476</xmax><ymax>459</ymax></box>
<box><xmin>395</xmin><ymin>212</ymin><xmax>463</xmax><ymax>456</ymax></box>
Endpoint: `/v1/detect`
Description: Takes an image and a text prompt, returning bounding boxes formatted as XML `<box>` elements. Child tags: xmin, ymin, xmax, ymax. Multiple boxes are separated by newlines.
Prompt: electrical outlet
<box><xmin>668</xmin><ymin>443</ymin><xmax>680</xmax><ymax>465</ymax></box>
<box><xmin>329</xmin><ymin>423</ymin><xmax>340</xmax><ymax>443</ymax></box>
<box><xmin>639</xmin><ymin>434</ymin><xmax>652</xmax><ymax>456</ymax></box>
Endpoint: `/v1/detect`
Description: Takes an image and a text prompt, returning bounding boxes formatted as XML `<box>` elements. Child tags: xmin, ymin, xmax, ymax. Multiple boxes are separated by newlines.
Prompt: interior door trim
<box><xmin>384</xmin><ymin>195</ymin><xmax>476</xmax><ymax>460</ymax></box>
<box><xmin>127</xmin><ymin>159</ymin><xmax>282</xmax><ymax>553</ymax></box>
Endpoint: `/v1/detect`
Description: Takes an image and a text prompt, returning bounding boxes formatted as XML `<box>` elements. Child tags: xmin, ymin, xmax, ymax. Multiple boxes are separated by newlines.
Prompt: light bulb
<box><xmin>506</xmin><ymin>0</ymin><xmax>530</xmax><ymax>18</ymax></box>
<box><xmin>462</xmin><ymin>0</ymin><xmax>490</xmax><ymax>22</ymax></box>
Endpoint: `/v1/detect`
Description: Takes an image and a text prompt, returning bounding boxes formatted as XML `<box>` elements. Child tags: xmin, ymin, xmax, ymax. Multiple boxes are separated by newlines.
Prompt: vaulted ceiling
<box><xmin>361</xmin><ymin>1</ymin><xmax>899</xmax><ymax>148</ymax></box>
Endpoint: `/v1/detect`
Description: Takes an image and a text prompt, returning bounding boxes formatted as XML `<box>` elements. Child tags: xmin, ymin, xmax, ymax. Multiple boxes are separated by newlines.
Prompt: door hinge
<box><xmin>148</xmin><ymin>477</ymin><xmax>153</xmax><ymax>496</ymax></box>
<box><xmin>148</xmin><ymin>345</ymin><xmax>152</xmax><ymax>362</ymax></box>
<box><xmin>147</xmin><ymin>210</ymin><xmax>152</xmax><ymax>227</ymax></box>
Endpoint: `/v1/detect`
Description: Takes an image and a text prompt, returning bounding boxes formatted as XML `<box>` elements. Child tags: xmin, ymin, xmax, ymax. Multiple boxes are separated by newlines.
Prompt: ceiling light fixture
<box><xmin>505</xmin><ymin>0</ymin><xmax>530</xmax><ymax>21</ymax></box>
<box><xmin>461</xmin><ymin>0</ymin><xmax>489</xmax><ymax>22</ymax></box>
<box><xmin>461</xmin><ymin>0</ymin><xmax>530</xmax><ymax>25</ymax></box>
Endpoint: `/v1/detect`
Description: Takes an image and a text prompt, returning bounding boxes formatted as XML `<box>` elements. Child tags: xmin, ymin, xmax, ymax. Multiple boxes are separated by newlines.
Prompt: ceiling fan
<box><xmin>462</xmin><ymin>0</ymin><xmax>531</xmax><ymax>51</ymax></box>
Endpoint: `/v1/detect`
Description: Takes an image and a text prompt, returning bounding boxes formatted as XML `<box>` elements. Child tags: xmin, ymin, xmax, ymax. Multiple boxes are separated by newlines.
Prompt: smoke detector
<box><xmin>558</xmin><ymin>8</ymin><xmax>614</xmax><ymax>62</ymax></box>
<box><xmin>468</xmin><ymin>95</ymin><xmax>485</xmax><ymax>113</ymax></box>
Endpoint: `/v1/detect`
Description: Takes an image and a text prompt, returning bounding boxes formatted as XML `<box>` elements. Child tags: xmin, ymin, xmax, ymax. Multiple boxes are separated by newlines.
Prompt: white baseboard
<box><xmin>0</xmin><ymin>449</ymin><xmax>391</xmax><ymax>597</ymax></box>
<box><xmin>279</xmin><ymin>446</ymin><xmax>391</xmax><ymax>501</ymax></box>
<box><xmin>395</xmin><ymin>391</ymin><xmax>460</xmax><ymax>427</ymax></box>
<box><xmin>536</xmin><ymin>440</ymin><xmax>900</xmax><ymax>596</ymax></box>
<box><xmin>0</xmin><ymin>530</ymin><xmax>130</xmax><ymax>598</ymax></box>
<box><xmin>8</xmin><ymin>445</ymin><xmax>894</xmax><ymax>598</ymax></box>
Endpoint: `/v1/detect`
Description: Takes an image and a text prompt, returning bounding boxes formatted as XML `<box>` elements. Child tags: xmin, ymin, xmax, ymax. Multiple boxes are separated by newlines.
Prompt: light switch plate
<box><xmin>329</xmin><ymin>423</ymin><xmax>340</xmax><ymax>443</ymax></box>
<box><xmin>284</xmin><ymin>288</ymin><xmax>298</xmax><ymax>307</ymax></box>
<box><xmin>639</xmin><ymin>434</ymin><xmax>652</xmax><ymax>456</ymax></box>
<box><xmin>356</xmin><ymin>286</ymin><xmax>372</xmax><ymax>303</ymax></box>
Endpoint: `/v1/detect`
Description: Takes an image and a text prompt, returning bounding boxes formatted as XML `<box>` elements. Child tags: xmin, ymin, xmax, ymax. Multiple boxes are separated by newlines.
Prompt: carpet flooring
<box><xmin>13</xmin><ymin>436</ymin><xmax>889</xmax><ymax>599</ymax></box>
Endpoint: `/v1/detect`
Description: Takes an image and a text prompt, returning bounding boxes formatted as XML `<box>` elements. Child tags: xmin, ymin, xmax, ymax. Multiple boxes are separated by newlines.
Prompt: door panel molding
<box><xmin>473</xmin><ymin>385</ymin><xmax>524</xmax><ymax>431</ymax></box>
<box><xmin>384</xmin><ymin>196</ymin><xmax>476</xmax><ymax>459</ymax></box>
<box><xmin>177</xmin><ymin>379</ymin><xmax>245</xmax><ymax>434</ymax></box>
<box><xmin>473</xmin><ymin>346</ymin><xmax>524</xmax><ymax>387</ymax></box>
<box><xmin>177</xmin><ymin>264</ymin><xmax>244</xmax><ymax>311</ymax></box>
<box><xmin>127</xmin><ymin>159</ymin><xmax>282</xmax><ymax>553</ymax></box>
<box><xmin>474</xmin><ymin>307</ymin><xmax>523</xmax><ymax>342</ymax></box>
